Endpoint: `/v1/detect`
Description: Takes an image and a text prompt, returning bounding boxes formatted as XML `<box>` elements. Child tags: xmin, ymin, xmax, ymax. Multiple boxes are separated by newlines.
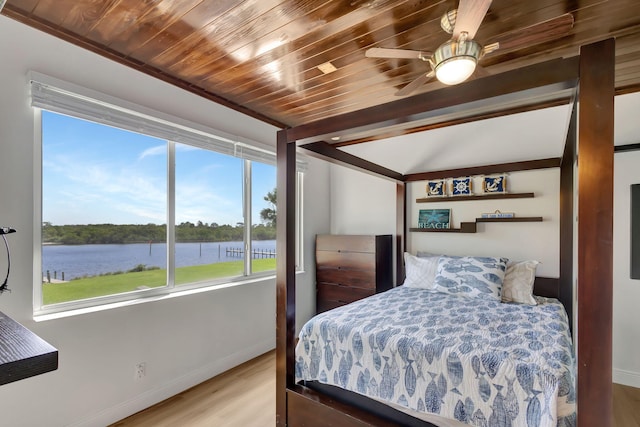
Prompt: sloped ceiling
<box><xmin>342</xmin><ymin>104</ymin><xmax>569</xmax><ymax>174</ymax></box>
<box><xmin>343</xmin><ymin>91</ymin><xmax>639</xmax><ymax>174</ymax></box>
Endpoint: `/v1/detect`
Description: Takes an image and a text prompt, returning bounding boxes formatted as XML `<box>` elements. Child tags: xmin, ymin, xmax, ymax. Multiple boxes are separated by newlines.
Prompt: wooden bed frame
<box><xmin>276</xmin><ymin>39</ymin><xmax>614</xmax><ymax>427</ymax></box>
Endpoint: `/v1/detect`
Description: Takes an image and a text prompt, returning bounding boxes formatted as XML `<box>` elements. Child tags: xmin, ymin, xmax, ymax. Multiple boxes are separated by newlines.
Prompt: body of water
<box><xmin>42</xmin><ymin>240</ymin><xmax>276</xmax><ymax>280</ymax></box>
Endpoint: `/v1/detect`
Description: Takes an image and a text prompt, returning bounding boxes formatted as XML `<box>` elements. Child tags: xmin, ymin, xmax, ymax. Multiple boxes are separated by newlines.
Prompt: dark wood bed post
<box><xmin>576</xmin><ymin>38</ymin><xmax>615</xmax><ymax>427</ymax></box>
<box><xmin>396</xmin><ymin>182</ymin><xmax>406</xmax><ymax>284</ymax></box>
<box><xmin>560</xmin><ymin>101</ymin><xmax>576</xmax><ymax>333</ymax></box>
<box><xmin>276</xmin><ymin>130</ymin><xmax>296</xmax><ymax>427</ymax></box>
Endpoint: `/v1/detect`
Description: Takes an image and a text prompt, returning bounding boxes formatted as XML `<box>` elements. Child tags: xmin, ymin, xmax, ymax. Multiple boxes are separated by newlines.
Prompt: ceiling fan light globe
<box><xmin>435</xmin><ymin>57</ymin><xmax>477</xmax><ymax>85</ymax></box>
<box><xmin>432</xmin><ymin>39</ymin><xmax>482</xmax><ymax>85</ymax></box>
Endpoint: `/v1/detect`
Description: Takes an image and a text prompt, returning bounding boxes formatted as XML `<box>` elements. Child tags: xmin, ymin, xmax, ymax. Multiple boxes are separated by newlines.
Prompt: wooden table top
<box><xmin>0</xmin><ymin>311</ymin><xmax>58</xmax><ymax>386</ymax></box>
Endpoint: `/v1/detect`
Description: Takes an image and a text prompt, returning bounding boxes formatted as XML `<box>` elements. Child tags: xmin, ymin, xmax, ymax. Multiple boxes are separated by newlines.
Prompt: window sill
<box><xmin>34</xmin><ymin>273</ymin><xmax>277</xmax><ymax>322</ymax></box>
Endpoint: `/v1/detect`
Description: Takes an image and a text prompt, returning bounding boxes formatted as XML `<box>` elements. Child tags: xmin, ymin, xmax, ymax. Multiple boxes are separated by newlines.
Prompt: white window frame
<box><xmin>31</xmin><ymin>72</ymin><xmax>305</xmax><ymax>317</ymax></box>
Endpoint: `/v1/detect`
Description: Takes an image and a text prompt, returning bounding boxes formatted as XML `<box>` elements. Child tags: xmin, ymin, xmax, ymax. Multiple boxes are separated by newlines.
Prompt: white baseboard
<box><xmin>613</xmin><ymin>368</ymin><xmax>640</xmax><ymax>388</ymax></box>
<box><xmin>68</xmin><ymin>340</ymin><xmax>275</xmax><ymax>427</ymax></box>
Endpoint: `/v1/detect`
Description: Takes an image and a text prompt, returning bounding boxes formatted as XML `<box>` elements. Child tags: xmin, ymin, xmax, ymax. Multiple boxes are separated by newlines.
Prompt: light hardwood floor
<box><xmin>614</xmin><ymin>383</ymin><xmax>640</xmax><ymax>427</ymax></box>
<box><xmin>110</xmin><ymin>351</ymin><xmax>275</xmax><ymax>427</ymax></box>
<box><xmin>112</xmin><ymin>351</ymin><xmax>639</xmax><ymax>427</ymax></box>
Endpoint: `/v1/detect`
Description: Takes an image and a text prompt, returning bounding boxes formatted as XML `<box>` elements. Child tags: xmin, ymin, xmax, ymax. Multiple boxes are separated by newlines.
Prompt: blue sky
<box><xmin>42</xmin><ymin>111</ymin><xmax>276</xmax><ymax>226</ymax></box>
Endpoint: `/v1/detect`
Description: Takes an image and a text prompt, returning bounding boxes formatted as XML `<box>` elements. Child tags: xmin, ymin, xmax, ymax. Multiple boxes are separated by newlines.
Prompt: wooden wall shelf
<box><xmin>411</xmin><ymin>217</ymin><xmax>543</xmax><ymax>233</ymax></box>
<box><xmin>416</xmin><ymin>192</ymin><xmax>535</xmax><ymax>203</ymax></box>
<box><xmin>412</xmin><ymin>192</ymin><xmax>542</xmax><ymax>232</ymax></box>
<box><xmin>411</xmin><ymin>222</ymin><xmax>477</xmax><ymax>233</ymax></box>
<box><xmin>476</xmin><ymin>217</ymin><xmax>543</xmax><ymax>222</ymax></box>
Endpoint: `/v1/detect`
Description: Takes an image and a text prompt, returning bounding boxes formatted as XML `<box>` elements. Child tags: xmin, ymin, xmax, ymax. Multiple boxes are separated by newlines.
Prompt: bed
<box><xmin>276</xmin><ymin>39</ymin><xmax>614</xmax><ymax>427</ymax></box>
<box><xmin>296</xmin><ymin>254</ymin><xmax>575</xmax><ymax>427</ymax></box>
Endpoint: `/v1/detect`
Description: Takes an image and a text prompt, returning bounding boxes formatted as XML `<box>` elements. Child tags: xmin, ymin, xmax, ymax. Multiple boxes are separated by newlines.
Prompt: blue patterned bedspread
<box><xmin>296</xmin><ymin>286</ymin><xmax>576</xmax><ymax>427</ymax></box>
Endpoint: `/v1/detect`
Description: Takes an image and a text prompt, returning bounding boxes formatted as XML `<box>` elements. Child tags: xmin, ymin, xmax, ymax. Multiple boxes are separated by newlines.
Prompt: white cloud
<box><xmin>44</xmin><ymin>152</ymin><xmax>168</xmax><ymax>224</ymax></box>
<box><xmin>138</xmin><ymin>144</ymin><xmax>166</xmax><ymax>159</ymax></box>
<box><xmin>43</xmin><ymin>145</ymin><xmax>243</xmax><ymax>225</ymax></box>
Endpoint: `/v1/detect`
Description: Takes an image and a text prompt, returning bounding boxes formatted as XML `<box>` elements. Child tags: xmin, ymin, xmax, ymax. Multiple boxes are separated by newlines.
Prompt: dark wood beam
<box><xmin>282</xmin><ymin>57</ymin><xmax>580</xmax><ymax>145</ymax></box>
<box><xmin>632</xmin><ymin>185</ymin><xmax>640</xmax><ymax>280</ymax></box>
<box><xmin>396</xmin><ymin>182</ymin><xmax>405</xmax><ymax>285</ymax></box>
<box><xmin>299</xmin><ymin>141</ymin><xmax>405</xmax><ymax>182</ymax></box>
<box><xmin>405</xmin><ymin>158</ymin><xmax>560</xmax><ymax>182</ymax></box>
<box><xmin>559</xmin><ymin>100</ymin><xmax>577</xmax><ymax>334</ymax></box>
<box><xmin>335</xmin><ymin>83</ymin><xmax>640</xmax><ymax>148</ymax></box>
<box><xmin>334</xmin><ymin>98</ymin><xmax>571</xmax><ymax>148</ymax></box>
<box><xmin>577</xmin><ymin>38</ymin><xmax>615</xmax><ymax>427</ymax></box>
<box><xmin>615</xmin><ymin>83</ymin><xmax>640</xmax><ymax>97</ymax></box>
<box><xmin>275</xmin><ymin>130</ymin><xmax>297</xmax><ymax>427</ymax></box>
<box><xmin>614</xmin><ymin>143</ymin><xmax>640</xmax><ymax>153</ymax></box>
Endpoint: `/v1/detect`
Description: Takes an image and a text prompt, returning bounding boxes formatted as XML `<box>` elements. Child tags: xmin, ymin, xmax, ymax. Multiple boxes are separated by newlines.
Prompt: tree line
<box><xmin>42</xmin><ymin>222</ymin><xmax>276</xmax><ymax>245</ymax></box>
<box><xmin>43</xmin><ymin>189</ymin><xmax>278</xmax><ymax>245</ymax></box>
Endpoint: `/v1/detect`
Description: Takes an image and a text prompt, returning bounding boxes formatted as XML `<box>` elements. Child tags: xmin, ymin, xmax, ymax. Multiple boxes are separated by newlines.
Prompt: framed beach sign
<box><xmin>418</xmin><ymin>209</ymin><xmax>451</xmax><ymax>229</ymax></box>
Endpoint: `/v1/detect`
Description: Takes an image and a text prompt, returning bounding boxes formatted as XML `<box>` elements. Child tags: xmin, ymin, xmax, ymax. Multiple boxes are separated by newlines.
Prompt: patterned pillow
<box><xmin>502</xmin><ymin>260</ymin><xmax>540</xmax><ymax>305</ymax></box>
<box><xmin>433</xmin><ymin>256</ymin><xmax>508</xmax><ymax>300</ymax></box>
<box><xmin>402</xmin><ymin>252</ymin><xmax>439</xmax><ymax>289</ymax></box>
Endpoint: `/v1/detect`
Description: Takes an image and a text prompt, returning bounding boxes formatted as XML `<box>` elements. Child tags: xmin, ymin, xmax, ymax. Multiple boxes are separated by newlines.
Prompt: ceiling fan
<box><xmin>366</xmin><ymin>0</ymin><xmax>574</xmax><ymax>96</ymax></box>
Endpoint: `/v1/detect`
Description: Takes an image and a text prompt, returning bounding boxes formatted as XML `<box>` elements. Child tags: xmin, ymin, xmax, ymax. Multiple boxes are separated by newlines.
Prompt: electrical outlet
<box><xmin>135</xmin><ymin>362</ymin><xmax>146</xmax><ymax>380</ymax></box>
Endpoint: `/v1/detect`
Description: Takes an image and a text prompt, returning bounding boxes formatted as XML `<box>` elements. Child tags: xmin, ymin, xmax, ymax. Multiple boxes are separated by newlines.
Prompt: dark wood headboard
<box><xmin>533</xmin><ymin>276</ymin><xmax>560</xmax><ymax>299</ymax></box>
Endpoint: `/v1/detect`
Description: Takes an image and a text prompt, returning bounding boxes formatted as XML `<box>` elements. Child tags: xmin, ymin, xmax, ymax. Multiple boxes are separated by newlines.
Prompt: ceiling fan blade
<box><xmin>489</xmin><ymin>13</ymin><xmax>574</xmax><ymax>53</ymax></box>
<box><xmin>366</xmin><ymin>47</ymin><xmax>430</xmax><ymax>60</ymax></box>
<box><xmin>453</xmin><ymin>0</ymin><xmax>492</xmax><ymax>40</ymax></box>
<box><xmin>395</xmin><ymin>72</ymin><xmax>435</xmax><ymax>97</ymax></box>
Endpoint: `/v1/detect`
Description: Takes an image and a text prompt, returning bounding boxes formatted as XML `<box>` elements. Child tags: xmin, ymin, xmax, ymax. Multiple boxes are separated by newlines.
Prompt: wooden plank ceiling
<box><xmin>3</xmin><ymin>0</ymin><xmax>640</xmax><ymax>131</ymax></box>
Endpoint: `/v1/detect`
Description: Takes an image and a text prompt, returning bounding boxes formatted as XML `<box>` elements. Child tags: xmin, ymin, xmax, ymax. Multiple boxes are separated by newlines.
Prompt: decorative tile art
<box><xmin>426</xmin><ymin>179</ymin><xmax>447</xmax><ymax>196</ymax></box>
<box><xmin>483</xmin><ymin>175</ymin><xmax>507</xmax><ymax>193</ymax></box>
<box><xmin>451</xmin><ymin>177</ymin><xmax>472</xmax><ymax>196</ymax></box>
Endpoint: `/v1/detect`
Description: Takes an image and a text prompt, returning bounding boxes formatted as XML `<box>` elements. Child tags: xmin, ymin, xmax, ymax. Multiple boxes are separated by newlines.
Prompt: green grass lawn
<box><xmin>42</xmin><ymin>258</ymin><xmax>276</xmax><ymax>305</ymax></box>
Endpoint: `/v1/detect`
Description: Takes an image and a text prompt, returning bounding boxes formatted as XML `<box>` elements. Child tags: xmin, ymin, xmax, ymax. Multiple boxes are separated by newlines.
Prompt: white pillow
<box><xmin>416</xmin><ymin>251</ymin><xmax>439</xmax><ymax>258</ymax></box>
<box><xmin>433</xmin><ymin>256</ymin><xmax>507</xmax><ymax>301</ymax></box>
<box><xmin>402</xmin><ymin>252</ymin><xmax>439</xmax><ymax>289</ymax></box>
<box><xmin>501</xmin><ymin>260</ymin><xmax>540</xmax><ymax>305</ymax></box>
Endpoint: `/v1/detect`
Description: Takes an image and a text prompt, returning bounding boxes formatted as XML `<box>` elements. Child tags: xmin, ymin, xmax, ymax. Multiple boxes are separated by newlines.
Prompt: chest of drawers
<box><xmin>315</xmin><ymin>234</ymin><xmax>393</xmax><ymax>313</ymax></box>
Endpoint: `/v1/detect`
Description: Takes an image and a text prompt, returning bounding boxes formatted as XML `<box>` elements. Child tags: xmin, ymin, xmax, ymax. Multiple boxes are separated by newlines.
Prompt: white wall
<box><xmin>611</xmin><ymin>92</ymin><xmax>640</xmax><ymax>388</ymax></box>
<box><xmin>613</xmin><ymin>150</ymin><xmax>640</xmax><ymax>388</ymax></box>
<box><xmin>0</xmin><ymin>16</ymin><xmax>326</xmax><ymax>426</ymax></box>
<box><xmin>298</xmin><ymin>157</ymin><xmax>331</xmax><ymax>330</ymax></box>
<box><xmin>329</xmin><ymin>165</ymin><xmax>397</xmax><ymax>235</ymax></box>
<box><xmin>327</xmin><ymin>164</ymin><xmax>399</xmax><ymax>286</ymax></box>
<box><xmin>407</xmin><ymin>169</ymin><xmax>560</xmax><ymax>277</ymax></box>
<box><xmin>329</xmin><ymin>166</ymin><xmax>560</xmax><ymax>276</ymax></box>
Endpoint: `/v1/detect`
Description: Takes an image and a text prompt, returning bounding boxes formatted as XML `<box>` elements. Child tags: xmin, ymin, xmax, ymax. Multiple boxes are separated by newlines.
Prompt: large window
<box><xmin>41</xmin><ymin>112</ymin><xmax>170</xmax><ymax>305</ymax></box>
<box><xmin>174</xmin><ymin>145</ymin><xmax>246</xmax><ymax>285</ymax></box>
<box><xmin>32</xmin><ymin>74</ymin><xmax>297</xmax><ymax>315</ymax></box>
<box><xmin>251</xmin><ymin>162</ymin><xmax>277</xmax><ymax>273</ymax></box>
